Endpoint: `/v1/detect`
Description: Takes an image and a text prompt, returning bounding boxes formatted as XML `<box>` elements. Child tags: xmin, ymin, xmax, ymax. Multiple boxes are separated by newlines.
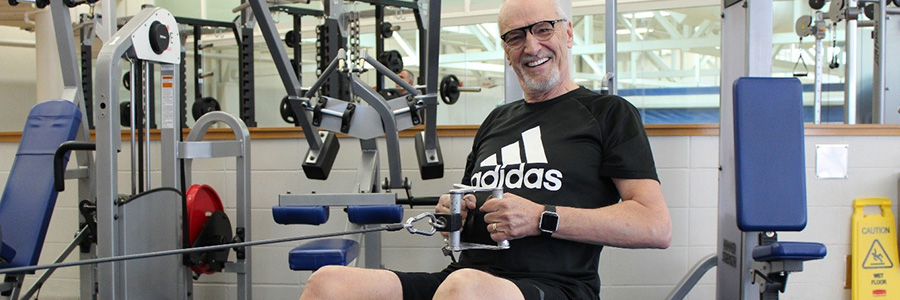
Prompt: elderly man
<box><xmin>299</xmin><ymin>0</ymin><xmax>670</xmax><ymax>299</ymax></box>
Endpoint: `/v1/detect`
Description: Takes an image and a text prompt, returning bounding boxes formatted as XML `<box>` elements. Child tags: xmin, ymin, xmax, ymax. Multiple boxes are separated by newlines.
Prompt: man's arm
<box><xmin>482</xmin><ymin>178</ymin><xmax>671</xmax><ymax>249</ymax></box>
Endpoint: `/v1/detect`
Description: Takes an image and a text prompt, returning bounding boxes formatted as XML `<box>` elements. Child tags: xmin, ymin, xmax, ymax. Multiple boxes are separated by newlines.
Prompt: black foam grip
<box><xmin>415</xmin><ymin>132</ymin><xmax>444</xmax><ymax>180</ymax></box>
<box><xmin>302</xmin><ymin>132</ymin><xmax>341</xmax><ymax>180</ymax></box>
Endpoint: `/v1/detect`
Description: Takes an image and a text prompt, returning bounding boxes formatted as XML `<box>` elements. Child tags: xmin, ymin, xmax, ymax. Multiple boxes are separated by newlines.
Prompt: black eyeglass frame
<box><xmin>500</xmin><ymin>18</ymin><xmax>568</xmax><ymax>48</ymax></box>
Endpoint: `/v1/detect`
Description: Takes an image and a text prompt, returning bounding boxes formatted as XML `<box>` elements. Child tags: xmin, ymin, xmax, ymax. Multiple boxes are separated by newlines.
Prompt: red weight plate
<box><xmin>186</xmin><ymin>184</ymin><xmax>225</xmax><ymax>244</ymax></box>
<box><xmin>186</xmin><ymin>184</ymin><xmax>225</xmax><ymax>274</ymax></box>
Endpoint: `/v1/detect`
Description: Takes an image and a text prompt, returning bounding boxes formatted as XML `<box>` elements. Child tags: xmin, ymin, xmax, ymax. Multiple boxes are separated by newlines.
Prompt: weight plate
<box><xmin>378</xmin><ymin>50</ymin><xmax>404</xmax><ymax>74</ymax></box>
<box><xmin>285</xmin><ymin>30</ymin><xmax>297</xmax><ymax>48</ymax></box>
<box><xmin>123</xmin><ymin>71</ymin><xmax>131</xmax><ymax>91</ymax></box>
<box><xmin>864</xmin><ymin>4</ymin><xmax>875</xmax><ymax>20</ymax></box>
<box><xmin>186</xmin><ymin>184</ymin><xmax>225</xmax><ymax>274</ymax></box>
<box><xmin>119</xmin><ymin>102</ymin><xmax>131</xmax><ymax>127</ymax></box>
<box><xmin>440</xmin><ymin>74</ymin><xmax>461</xmax><ymax>105</ymax></box>
<box><xmin>280</xmin><ymin>96</ymin><xmax>297</xmax><ymax>124</ymax></box>
<box><xmin>191</xmin><ymin>97</ymin><xmax>220</xmax><ymax>121</ymax></box>
<box><xmin>381</xmin><ymin>22</ymin><xmax>394</xmax><ymax>39</ymax></box>
<box><xmin>809</xmin><ymin>0</ymin><xmax>826</xmax><ymax>10</ymax></box>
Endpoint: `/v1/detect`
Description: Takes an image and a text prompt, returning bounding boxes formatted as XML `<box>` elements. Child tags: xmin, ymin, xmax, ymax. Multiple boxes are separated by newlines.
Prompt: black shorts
<box><xmin>391</xmin><ymin>268</ymin><xmax>591</xmax><ymax>300</ymax></box>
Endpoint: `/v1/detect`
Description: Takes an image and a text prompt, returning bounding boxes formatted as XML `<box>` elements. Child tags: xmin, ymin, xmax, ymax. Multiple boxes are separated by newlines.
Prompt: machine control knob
<box><xmin>149</xmin><ymin>21</ymin><xmax>170</xmax><ymax>55</ymax></box>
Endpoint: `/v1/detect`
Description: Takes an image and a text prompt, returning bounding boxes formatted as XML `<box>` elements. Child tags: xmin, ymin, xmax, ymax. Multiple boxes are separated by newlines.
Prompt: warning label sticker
<box><xmin>864</xmin><ymin>240</ymin><xmax>894</xmax><ymax>269</ymax></box>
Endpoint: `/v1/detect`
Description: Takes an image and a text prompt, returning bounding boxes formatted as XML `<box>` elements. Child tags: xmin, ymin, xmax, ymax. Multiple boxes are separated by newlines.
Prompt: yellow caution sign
<box><xmin>853</xmin><ymin>198</ymin><xmax>900</xmax><ymax>299</ymax></box>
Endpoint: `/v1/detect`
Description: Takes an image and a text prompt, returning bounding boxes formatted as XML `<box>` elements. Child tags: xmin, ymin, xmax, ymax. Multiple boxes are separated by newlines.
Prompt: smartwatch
<box><xmin>539</xmin><ymin>205</ymin><xmax>559</xmax><ymax>237</ymax></box>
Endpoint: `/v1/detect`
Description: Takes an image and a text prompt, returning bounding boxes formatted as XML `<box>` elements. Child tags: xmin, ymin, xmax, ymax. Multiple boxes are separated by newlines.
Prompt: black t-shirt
<box><xmin>450</xmin><ymin>87</ymin><xmax>658</xmax><ymax>298</ymax></box>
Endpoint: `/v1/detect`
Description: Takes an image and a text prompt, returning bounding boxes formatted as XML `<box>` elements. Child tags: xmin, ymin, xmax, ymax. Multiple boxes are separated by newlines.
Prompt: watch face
<box><xmin>540</xmin><ymin>212</ymin><xmax>559</xmax><ymax>232</ymax></box>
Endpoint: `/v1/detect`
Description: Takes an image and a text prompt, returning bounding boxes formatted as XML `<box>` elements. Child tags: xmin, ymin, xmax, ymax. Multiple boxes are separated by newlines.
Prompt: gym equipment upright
<box><xmin>667</xmin><ymin>1</ymin><xmax>828</xmax><ymax>299</ymax></box>
<box><xmin>93</xmin><ymin>5</ymin><xmax>253</xmax><ymax>300</ymax></box>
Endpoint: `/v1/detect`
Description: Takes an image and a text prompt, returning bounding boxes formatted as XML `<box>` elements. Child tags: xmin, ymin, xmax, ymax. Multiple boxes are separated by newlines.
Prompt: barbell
<box><xmin>439</xmin><ymin>74</ymin><xmax>481</xmax><ymax>105</ymax></box>
<box><xmin>381</xmin><ymin>22</ymin><xmax>401</xmax><ymax>39</ymax></box>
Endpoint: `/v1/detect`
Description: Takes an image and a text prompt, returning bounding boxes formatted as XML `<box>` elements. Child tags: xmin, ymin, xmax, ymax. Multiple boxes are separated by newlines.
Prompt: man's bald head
<box><xmin>498</xmin><ymin>0</ymin><xmax>567</xmax><ymax>32</ymax></box>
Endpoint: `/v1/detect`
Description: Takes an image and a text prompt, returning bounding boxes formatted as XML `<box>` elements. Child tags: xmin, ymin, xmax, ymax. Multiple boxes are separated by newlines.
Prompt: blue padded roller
<box><xmin>272</xmin><ymin>206</ymin><xmax>330</xmax><ymax>225</ymax></box>
<box><xmin>0</xmin><ymin>100</ymin><xmax>81</xmax><ymax>273</ymax></box>
<box><xmin>347</xmin><ymin>205</ymin><xmax>403</xmax><ymax>225</ymax></box>
<box><xmin>733</xmin><ymin>77</ymin><xmax>808</xmax><ymax>232</ymax></box>
<box><xmin>752</xmin><ymin>241</ymin><xmax>827</xmax><ymax>262</ymax></box>
<box><xmin>288</xmin><ymin>239</ymin><xmax>360</xmax><ymax>271</ymax></box>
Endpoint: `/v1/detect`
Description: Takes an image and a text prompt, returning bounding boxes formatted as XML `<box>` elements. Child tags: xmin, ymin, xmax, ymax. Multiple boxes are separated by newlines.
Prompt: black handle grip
<box><xmin>54</xmin><ymin>141</ymin><xmax>96</xmax><ymax>192</ymax></box>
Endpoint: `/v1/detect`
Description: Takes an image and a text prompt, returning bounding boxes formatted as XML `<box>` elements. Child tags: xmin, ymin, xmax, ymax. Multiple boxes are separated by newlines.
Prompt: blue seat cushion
<box><xmin>289</xmin><ymin>239</ymin><xmax>360</xmax><ymax>271</ymax></box>
<box><xmin>347</xmin><ymin>205</ymin><xmax>403</xmax><ymax>225</ymax></box>
<box><xmin>752</xmin><ymin>241</ymin><xmax>827</xmax><ymax>262</ymax></box>
<box><xmin>272</xmin><ymin>206</ymin><xmax>329</xmax><ymax>225</ymax></box>
<box><xmin>0</xmin><ymin>242</ymin><xmax>15</xmax><ymax>264</ymax></box>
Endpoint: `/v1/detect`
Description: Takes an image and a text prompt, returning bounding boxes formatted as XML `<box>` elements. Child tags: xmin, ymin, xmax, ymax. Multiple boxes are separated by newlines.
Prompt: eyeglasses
<box><xmin>500</xmin><ymin>19</ymin><xmax>567</xmax><ymax>50</ymax></box>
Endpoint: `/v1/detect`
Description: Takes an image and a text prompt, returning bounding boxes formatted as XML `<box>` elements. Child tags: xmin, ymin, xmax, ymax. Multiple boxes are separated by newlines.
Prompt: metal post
<box><xmin>605</xmin><ymin>0</ymin><xmax>617</xmax><ymax>95</ymax></box>
<box><xmin>194</xmin><ymin>25</ymin><xmax>203</xmax><ymax>103</ymax></box>
<box><xmin>143</xmin><ymin>61</ymin><xmax>152</xmax><ymax>190</ymax></box>
<box><xmin>99</xmin><ymin>0</ymin><xmax>115</xmax><ymax>42</ymax></box>
<box><xmin>872</xmin><ymin>0</ymin><xmax>888</xmax><ymax>123</ymax></box>
<box><xmin>846</xmin><ymin>0</ymin><xmax>859</xmax><ymax>124</ymax></box>
<box><xmin>293</xmin><ymin>15</ymin><xmax>302</xmax><ymax>82</ymax></box>
<box><xmin>422</xmin><ymin>0</ymin><xmax>441</xmax><ymax>152</ymax></box>
<box><xmin>718</xmin><ymin>0</ymin><xmax>772</xmax><ymax>299</ymax></box>
<box><xmin>129</xmin><ymin>60</ymin><xmax>139</xmax><ymax>195</ymax></box>
<box><xmin>815</xmin><ymin>13</ymin><xmax>824</xmax><ymax>124</ymax></box>
<box><xmin>376</xmin><ymin>5</ymin><xmax>385</xmax><ymax>91</ymax></box>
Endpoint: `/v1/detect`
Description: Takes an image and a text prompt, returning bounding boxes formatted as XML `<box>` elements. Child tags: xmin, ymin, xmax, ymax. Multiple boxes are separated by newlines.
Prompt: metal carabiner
<box><xmin>404</xmin><ymin>212</ymin><xmax>444</xmax><ymax>236</ymax></box>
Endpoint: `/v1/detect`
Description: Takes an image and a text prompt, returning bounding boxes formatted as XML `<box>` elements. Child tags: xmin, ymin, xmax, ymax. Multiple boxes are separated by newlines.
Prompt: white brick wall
<box><xmin>7</xmin><ymin>133</ymin><xmax>897</xmax><ymax>300</ymax></box>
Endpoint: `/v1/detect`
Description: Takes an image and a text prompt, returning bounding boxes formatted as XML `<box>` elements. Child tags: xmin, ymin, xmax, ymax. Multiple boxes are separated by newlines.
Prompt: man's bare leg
<box><xmin>433</xmin><ymin>268</ymin><xmax>525</xmax><ymax>300</ymax></box>
<box><xmin>300</xmin><ymin>266</ymin><xmax>403</xmax><ymax>300</ymax></box>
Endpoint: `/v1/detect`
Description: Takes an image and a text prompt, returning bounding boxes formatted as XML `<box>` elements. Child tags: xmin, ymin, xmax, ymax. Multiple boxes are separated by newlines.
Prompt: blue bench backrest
<box><xmin>0</xmin><ymin>100</ymin><xmax>81</xmax><ymax>272</ymax></box>
<box><xmin>733</xmin><ymin>77</ymin><xmax>807</xmax><ymax>232</ymax></box>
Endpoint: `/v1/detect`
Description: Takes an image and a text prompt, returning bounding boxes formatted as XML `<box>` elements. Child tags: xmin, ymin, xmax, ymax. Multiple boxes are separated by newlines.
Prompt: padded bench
<box><xmin>272</xmin><ymin>204</ymin><xmax>403</xmax><ymax>271</ymax></box>
<box><xmin>752</xmin><ymin>241</ymin><xmax>827</xmax><ymax>262</ymax></box>
<box><xmin>0</xmin><ymin>100</ymin><xmax>81</xmax><ymax>274</ymax></box>
<box><xmin>733</xmin><ymin>77</ymin><xmax>827</xmax><ymax>295</ymax></box>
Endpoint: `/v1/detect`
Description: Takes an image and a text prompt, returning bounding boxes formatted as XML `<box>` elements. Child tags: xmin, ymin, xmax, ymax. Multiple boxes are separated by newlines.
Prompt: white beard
<box><xmin>522</xmin><ymin>66</ymin><xmax>560</xmax><ymax>92</ymax></box>
<box><xmin>517</xmin><ymin>52</ymin><xmax>561</xmax><ymax>92</ymax></box>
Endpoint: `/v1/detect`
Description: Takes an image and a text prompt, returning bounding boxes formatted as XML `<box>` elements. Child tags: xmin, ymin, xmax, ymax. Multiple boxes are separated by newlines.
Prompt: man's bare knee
<box><xmin>434</xmin><ymin>269</ymin><xmax>524</xmax><ymax>300</ymax></box>
<box><xmin>302</xmin><ymin>266</ymin><xmax>350</xmax><ymax>299</ymax></box>
<box><xmin>434</xmin><ymin>269</ymin><xmax>494</xmax><ymax>298</ymax></box>
<box><xmin>301</xmin><ymin>266</ymin><xmax>403</xmax><ymax>300</ymax></box>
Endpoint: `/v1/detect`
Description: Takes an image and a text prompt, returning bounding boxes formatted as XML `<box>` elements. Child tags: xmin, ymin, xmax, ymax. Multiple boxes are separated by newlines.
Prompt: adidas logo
<box><xmin>469</xmin><ymin>126</ymin><xmax>563</xmax><ymax>192</ymax></box>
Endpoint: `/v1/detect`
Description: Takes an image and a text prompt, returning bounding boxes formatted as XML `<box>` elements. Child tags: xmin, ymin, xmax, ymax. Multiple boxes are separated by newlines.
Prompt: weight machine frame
<box><xmin>92</xmin><ymin>5</ymin><xmax>253</xmax><ymax>300</ymax></box>
<box><xmin>243</xmin><ymin>0</ymin><xmax>443</xmax><ymax>271</ymax></box>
